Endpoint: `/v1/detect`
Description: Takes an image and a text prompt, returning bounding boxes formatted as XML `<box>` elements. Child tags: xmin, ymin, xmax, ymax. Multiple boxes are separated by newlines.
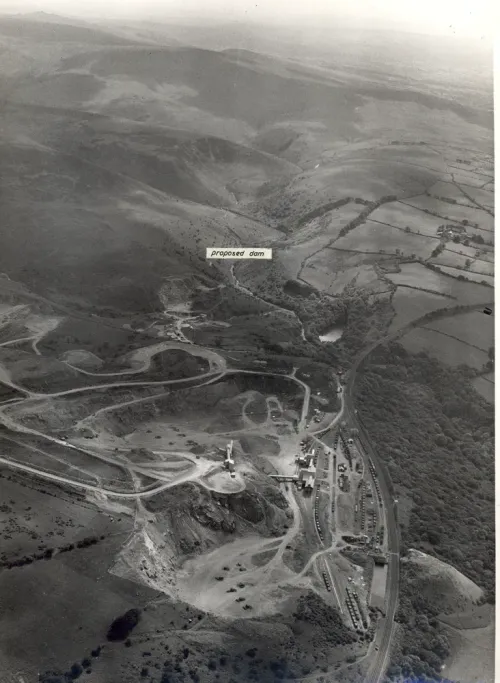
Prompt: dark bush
<box><xmin>67</xmin><ymin>664</ymin><xmax>83</xmax><ymax>680</ymax></box>
<box><xmin>106</xmin><ymin>609</ymin><xmax>141</xmax><ymax>641</ymax></box>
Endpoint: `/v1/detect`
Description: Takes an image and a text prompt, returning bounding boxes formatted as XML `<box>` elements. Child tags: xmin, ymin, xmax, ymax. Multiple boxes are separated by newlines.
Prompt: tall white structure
<box><xmin>225</xmin><ymin>440</ymin><xmax>235</xmax><ymax>475</ymax></box>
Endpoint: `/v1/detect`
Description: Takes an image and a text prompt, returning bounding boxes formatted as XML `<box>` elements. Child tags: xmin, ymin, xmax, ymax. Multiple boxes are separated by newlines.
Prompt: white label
<box><xmin>206</xmin><ymin>247</ymin><xmax>272</xmax><ymax>260</ymax></box>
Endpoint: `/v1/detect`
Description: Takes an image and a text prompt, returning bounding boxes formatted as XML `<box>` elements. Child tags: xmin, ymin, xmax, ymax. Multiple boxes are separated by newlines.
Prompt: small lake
<box><xmin>319</xmin><ymin>326</ymin><xmax>344</xmax><ymax>343</ymax></box>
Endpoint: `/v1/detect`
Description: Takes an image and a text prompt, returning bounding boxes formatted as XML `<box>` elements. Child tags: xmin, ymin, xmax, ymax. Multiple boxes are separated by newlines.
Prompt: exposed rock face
<box><xmin>146</xmin><ymin>481</ymin><xmax>288</xmax><ymax>532</ymax></box>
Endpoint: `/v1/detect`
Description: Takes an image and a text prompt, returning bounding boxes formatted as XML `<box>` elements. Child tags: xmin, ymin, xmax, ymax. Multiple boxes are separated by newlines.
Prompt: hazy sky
<box><xmin>0</xmin><ymin>0</ymin><xmax>496</xmax><ymax>39</ymax></box>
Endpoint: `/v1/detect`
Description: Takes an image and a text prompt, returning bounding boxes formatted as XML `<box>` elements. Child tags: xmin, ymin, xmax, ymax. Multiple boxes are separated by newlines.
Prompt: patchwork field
<box><xmin>428</xmin><ymin>180</ymin><xmax>482</xmax><ymax>205</ymax></box>
<box><xmin>389</xmin><ymin>288</ymin><xmax>454</xmax><ymax>331</ymax></box>
<box><xmin>0</xmin><ymin>14</ymin><xmax>494</xmax><ymax>683</ymax></box>
<box><xmin>452</xmin><ymin>172</ymin><xmax>493</xmax><ymax>189</ymax></box>
<box><xmin>431</xmin><ymin>250</ymin><xmax>470</xmax><ymax>270</ymax></box>
<box><xmin>333</xmin><ymin>221</ymin><xmax>436</xmax><ymax>258</ymax></box>
<box><xmin>400</xmin><ymin>328</ymin><xmax>489</xmax><ymax>370</ymax></box>
<box><xmin>401</xmin><ymin>195</ymin><xmax>494</xmax><ymax>233</ymax></box>
<box><xmin>385</xmin><ymin>263</ymin><xmax>493</xmax><ymax>303</ymax></box>
<box><xmin>430</xmin><ymin>251</ymin><xmax>494</xmax><ymax>277</ymax></box>
<box><xmin>425</xmin><ymin>310</ymin><xmax>493</xmax><ymax>351</ymax></box>
<box><xmin>369</xmin><ymin>201</ymin><xmax>444</xmax><ymax>237</ymax></box>
<box><xmin>436</xmin><ymin>265</ymin><xmax>494</xmax><ymax>286</ymax></box>
<box><xmin>257</xmin><ymin>151</ymin><xmax>444</xmax><ymax>221</ymax></box>
<box><xmin>458</xmin><ymin>185</ymin><xmax>494</xmax><ymax>210</ymax></box>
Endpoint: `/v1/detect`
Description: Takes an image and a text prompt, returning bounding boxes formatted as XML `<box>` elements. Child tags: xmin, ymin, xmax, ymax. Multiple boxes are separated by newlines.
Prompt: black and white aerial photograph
<box><xmin>0</xmin><ymin>0</ymin><xmax>495</xmax><ymax>682</ymax></box>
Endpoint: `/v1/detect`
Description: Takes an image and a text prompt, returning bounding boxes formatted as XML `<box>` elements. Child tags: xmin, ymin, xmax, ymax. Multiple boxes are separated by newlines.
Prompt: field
<box><xmin>441</xmin><ymin>622</ymin><xmax>494</xmax><ymax>683</ymax></box>
<box><xmin>425</xmin><ymin>310</ymin><xmax>493</xmax><ymax>352</ymax></box>
<box><xmin>402</xmin><ymin>194</ymin><xmax>494</xmax><ymax>233</ymax></box>
<box><xmin>0</xmin><ymin>475</ymin><xmax>154</xmax><ymax>680</ymax></box>
<box><xmin>301</xmin><ymin>255</ymin><xmax>386</xmax><ymax>296</ymax></box>
<box><xmin>391</xmin><ymin>551</ymin><xmax>493</xmax><ymax>683</ymax></box>
<box><xmin>431</xmin><ymin>250</ymin><xmax>469</xmax><ymax>269</ymax></box>
<box><xmin>459</xmin><ymin>184</ymin><xmax>494</xmax><ymax>209</ymax></box>
<box><xmin>436</xmin><ymin>265</ymin><xmax>494</xmax><ymax>286</ymax></box>
<box><xmin>0</xmin><ymin>12</ymin><xmax>495</xmax><ymax>683</ymax></box>
<box><xmin>428</xmin><ymin>180</ymin><xmax>482</xmax><ymax>205</ymax></box>
<box><xmin>278</xmin><ymin>202</ymin><xmax>364</xmax><ymax>278</ymax></box>
<box><xmin>389</xmin><ymin>288</ymin><xmax>453</xmax><ymax>331</ymax></box>
<box><xmin>430</xmin><ymin>250</ymin><xmax>494</xmax><ymax>277</ymax></box>
<box><xmin>471</xmin><ymin>373</ymin><xmax>494</xmax><ymax>403</ymax></box>
<box><xmin>400</xmin><ymin>327</ymin><xmax>489</xmax><ymax>370</ymax></box>
<box><xmin>439</xmin><ymin>602</ymin><xmax>494</xmax><ymax>630</ymax></box>
<box><xmin>369</xmin><ymin>201</ymin><xmax>444</xmax><ymax>236</ymax></box>
<box><xmin>385</xmin><ymin>263</ymin><xmax>492</xmax><ymax>303</ymax></box>
<box><xmin>334</xmin><ymin>220</ymin><xmax>436</xmax><ymax>258</ymax></box>
<box><xmin>321</xmin><ymin>264</ymin><xmax>383</xmax><ymax>296</ymax></box>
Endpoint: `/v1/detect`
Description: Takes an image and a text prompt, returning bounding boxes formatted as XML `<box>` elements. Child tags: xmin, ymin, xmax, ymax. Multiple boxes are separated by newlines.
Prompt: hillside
<box><xmin>0</xmin><ymin>12</ymin><xmax>494</xmax><ymax>683</ymax></box>
<box><xmin>389</xmin><ymin>550</ymin><xmax>493</xmax><ymax>681</ymax></box>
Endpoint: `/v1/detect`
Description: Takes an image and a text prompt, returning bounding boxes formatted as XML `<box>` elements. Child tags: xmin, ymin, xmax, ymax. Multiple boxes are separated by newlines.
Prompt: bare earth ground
<box><xmin>0</xmin><ymin>19</ymin><xmax>494</xmax><ymax>683</ymax></box>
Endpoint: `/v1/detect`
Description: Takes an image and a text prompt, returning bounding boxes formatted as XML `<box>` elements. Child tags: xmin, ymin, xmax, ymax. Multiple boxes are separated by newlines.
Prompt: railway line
<box><xmin>1</xmin><ymin>288</ymin><xmax>462</xmax><ymax>681</ymax></box>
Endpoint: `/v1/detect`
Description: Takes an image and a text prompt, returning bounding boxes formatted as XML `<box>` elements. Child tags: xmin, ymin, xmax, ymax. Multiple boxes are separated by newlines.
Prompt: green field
<box><xmin>403</xmin><ymin>195</ymin><xmax>494</xmax><ymax>233</ymax></box>
<box><xmin>302</xmin><ymin>256</ymin><xmax>384</xmax><ymax>295</ymax></box>
<box><xmin>471</xmin><ymin>374</ymin><xmax>494</xmax><ymax>403</ymax></box>
<box><xmin>436</xmin><ymin>265</ymin><xmax>494</xmax><ymax>286</ymax></box>
<box><xmin>389</xmin><ymin>288</ymin><xmax>453</xmax><ymax>331</ymax></box>
<box><xmin>426</xmin><ymin>310</ymin><xmax>493</xmax><ymax>351</ymax></box>
<box><xmin>334</xmin><ymin>220</ymin><xmax>436</xmax><ymax>258</ymax></box>
<box><xmin>400</xmin><ymin>327</ymin><xmax>489</xmax><ymax>370</ymax></box>
<box><xmin>369</xmin><ymin>201</ymin><xmax>443</xmax><ymax>236</ymax></box>
<box><xmin>386</xmin><ymin>263</ymin><xmax>492</xmax><ymax>303</ymax></box>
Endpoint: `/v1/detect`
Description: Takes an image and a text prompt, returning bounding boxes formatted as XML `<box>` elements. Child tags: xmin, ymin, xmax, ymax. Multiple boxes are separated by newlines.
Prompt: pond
<box><xmin>319</xmin><ymin>326</ymin><xmax>344</xmax><ymax>343</ymax></box>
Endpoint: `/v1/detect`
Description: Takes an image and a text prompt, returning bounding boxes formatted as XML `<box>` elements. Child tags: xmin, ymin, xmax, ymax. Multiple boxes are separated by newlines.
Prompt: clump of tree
<box><xmin>1</xmin><ymin>536</ymin><xmax>102</xmax><ymax>570</ymax></box>
<box><xmin>389</xmin><ymin>563</ymin><xmax>453</xmax><ymax>680</ymax></box>
<box><xmin>430</xmin><ymin>243</ymin><xmax>445</xmax><ymax>258</ymax></box>
<box><xmin>107</xmin><ymin>608</ymin><xmax>141</xmax><ymax>642</ymax></box>
<box><xmin>292</xmin><ymin>592</ymin><xmax>357</xmax><ymax>646</ymax></box>
<box><xmin>355</xmin><ymin>343</ymin><xmax>494</xmax><ymax>597</ymax></box>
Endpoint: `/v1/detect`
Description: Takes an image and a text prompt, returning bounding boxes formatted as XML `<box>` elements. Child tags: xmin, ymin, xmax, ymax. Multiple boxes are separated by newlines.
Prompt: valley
<box><xmin>0</xmin><ymin>9</ymin><xmax>494</xmax><ymax>683</ymax></box>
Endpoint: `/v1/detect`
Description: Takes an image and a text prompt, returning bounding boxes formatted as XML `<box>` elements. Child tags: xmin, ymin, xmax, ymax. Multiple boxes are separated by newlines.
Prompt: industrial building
<box><xmin>298</xmin><ymin>458</ymin><xmax>316</xmax><ymax>491</ymax></box>
<box><xmin>224</xmin><ymin>440</ymin><xmax>236</xmax><ymax>477</ymax></box>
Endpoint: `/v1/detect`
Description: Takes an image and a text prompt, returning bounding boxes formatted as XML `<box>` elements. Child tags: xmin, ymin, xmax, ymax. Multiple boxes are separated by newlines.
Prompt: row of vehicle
<box><xmin>359</xmin><ymin>482</ymin><xmax>366</xmax><ymax>530</ymax></box>
<box><xmin>368</xmin><ymin>458</ymin><xmax>382</xmax><ymax>504</ymax></box>
<box><xmin>345</xmin><ymin>587</ymin><xmax>364</xmax><ymax>631</ymax></box>
<box><xmin>314</xmin><ymin>487</ymin><xmax>324</xmax><ymax>543</ymax></box>
<box><xmin>338</xmin><ymin>431</ymin><xmax>353</xmax><ymax>469</ymax></box>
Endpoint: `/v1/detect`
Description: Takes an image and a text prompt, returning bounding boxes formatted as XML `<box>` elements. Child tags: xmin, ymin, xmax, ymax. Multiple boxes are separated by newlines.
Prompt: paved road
<box><xmin>352</xmin><ymin>409</ymin><xmax>400</xmax><ymax>683</ymax></box>
<box><xmin>0</xmin><ymin>298</ymin><xmax>491</xmax><ymax>678</ymax></box>
<box><xmin>63</xmin><ymin>340</ymin><xmax>226</xmax><ymax>377</ymax></box>
<box><xmin>343</xmin><ymin>344</ymin><xmax>401</xmax><ymax>682</ymax></box>
<box><xmin>329</xmin><ymin>299</ymin><xmax>494</xmax><ymax>681</ymax></box>
<box><xmin>0</xmin><ymin>454</ymin><xmax>182</xmax><ymax>498</ymax></box>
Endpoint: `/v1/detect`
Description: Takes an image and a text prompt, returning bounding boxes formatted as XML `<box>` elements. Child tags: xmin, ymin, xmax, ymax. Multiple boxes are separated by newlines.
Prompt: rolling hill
<box><xmin>0</xmin><ymin>13</ymin><xmax>494</xmax><ymax>683</ymax></box>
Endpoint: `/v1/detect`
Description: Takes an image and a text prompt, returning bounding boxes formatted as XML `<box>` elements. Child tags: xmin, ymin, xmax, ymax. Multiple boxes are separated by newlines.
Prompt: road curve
<box><xmin>0</xmin><ymin>455</ymin><xmax>166</xmax><ymax>498</ymax></box>
<box><xmin>63</xmin><ymin>340</ymin><xmax>225</xmax><ymax>378</ymax></box>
